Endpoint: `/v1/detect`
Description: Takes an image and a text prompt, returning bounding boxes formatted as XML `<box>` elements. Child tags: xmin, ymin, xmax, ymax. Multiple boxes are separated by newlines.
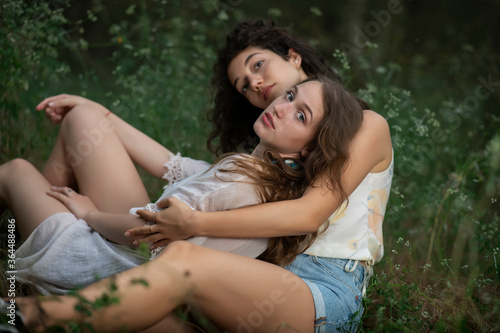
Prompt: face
<box><xmin>253</xmin><ymin>80</ymin><xmax>324</xmax><ymax>158</ymax></box>
<box><xmin>227</xmin><ymin>47</ymin><xmax>308</xmax><ymax>110</ymax></box>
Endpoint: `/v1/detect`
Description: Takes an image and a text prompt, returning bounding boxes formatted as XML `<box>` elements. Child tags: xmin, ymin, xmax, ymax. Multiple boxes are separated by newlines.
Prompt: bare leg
<box><xmin>41</xmin><ymin>105</ymin><xmax>150</xmax><ymax>213</ymax></box>
<box><xmin>140</xmin><ymin>314</ymin><xmax>202</xmax><ymax>333</ymax></box>
<box><xmin>20</xmin><ymin>242</ymin><xmax>315</xmax><ymax>332</ymax></box>
<box><xmin>0</xmin><ymin>159</ymin><xmax>71</xmax><ymax>240</ymax></box>
<box><xmin>43</xmin><ymin>129</ymin><xmax>77</xmax><ymax>189</ymax></box>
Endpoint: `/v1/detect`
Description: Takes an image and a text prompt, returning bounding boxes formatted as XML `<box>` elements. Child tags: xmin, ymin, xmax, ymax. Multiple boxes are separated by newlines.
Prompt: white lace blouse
<box><xmin>129</xmin><ymin>153</ymin><xmax>269</xmax><ymax>259</ymax></box>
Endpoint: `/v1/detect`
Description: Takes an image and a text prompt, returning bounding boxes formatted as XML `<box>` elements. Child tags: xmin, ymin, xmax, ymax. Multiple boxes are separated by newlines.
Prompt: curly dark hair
<box><xmin>207</xmin><ymin>19</ymin><xmax>368</xmax><ymax>156</ymax></box>
<box><xmin>207</xmin><ymin>20</ymin><xmax>368</xmax><ymax>155</ymax></box>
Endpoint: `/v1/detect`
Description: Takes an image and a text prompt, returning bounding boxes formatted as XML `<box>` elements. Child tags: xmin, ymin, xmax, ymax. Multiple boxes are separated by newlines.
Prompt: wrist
<box><xmin>187</xmin><ymin>210</ymin><xmax>207</xmax><ymax>237</ymax></box>
<box><xmin>84</xmin><ymin>210</ymin><xmax>99</xmax><ymax>226</ymax></box>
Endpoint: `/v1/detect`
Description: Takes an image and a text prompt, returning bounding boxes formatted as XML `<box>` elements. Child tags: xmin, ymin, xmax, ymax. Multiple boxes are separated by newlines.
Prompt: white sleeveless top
<box><xmin>304</xmin><ymin>151</ymin><xmax>394</xmax><ymax>266</ymax></box>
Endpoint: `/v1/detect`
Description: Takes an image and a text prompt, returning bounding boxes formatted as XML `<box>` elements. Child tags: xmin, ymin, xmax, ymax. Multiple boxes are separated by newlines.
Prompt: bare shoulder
<box><xmin>353</xmin><ymin>110</ymin><xmax>393</xmax><ymax>173</ymax></box>
<box><xmin>363</xmin><ymin>110</ymin><xmax>390</xmax><ymax>131</ymax></box>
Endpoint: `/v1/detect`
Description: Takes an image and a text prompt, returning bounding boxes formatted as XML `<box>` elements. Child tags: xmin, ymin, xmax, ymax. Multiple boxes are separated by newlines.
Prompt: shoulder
<box><xmin>218</xmin><ymin>153</ymin><xmax>257</xmax><ymax>167</ymax></box>
<box><xmin>362</xmin><ymin>110</ymin><xmax>390</xmax><ymax>135</ymax></box>
<box><xmin>352</xmin><ymin>110</ymin><xmax>393</xmax><ymax>173</ymax></box>
<box><xmin>215</xmin><ymin>153</ymin><xmax>263</xmax><ymax>175</ymax></box>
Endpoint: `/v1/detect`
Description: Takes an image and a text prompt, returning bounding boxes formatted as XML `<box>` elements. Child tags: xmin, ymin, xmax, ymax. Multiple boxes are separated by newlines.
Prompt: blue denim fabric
<box><xmin>285</xmin><ymin>254</ymin><xmax>367</xmax><ymax>332</ymax></box>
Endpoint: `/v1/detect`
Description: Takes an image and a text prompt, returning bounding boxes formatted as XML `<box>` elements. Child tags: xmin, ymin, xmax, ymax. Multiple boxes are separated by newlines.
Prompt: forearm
<box><xmin>85</xmin><ymin>211</ymin><xmax>147</xmax><ymax>246</ymax></box>
<box><xmin>190</xmin><ymin>187</ymin><xmax>337</xmax><ymax>238</ymax></box>
<box><xmin>106</xmin><ymin>112</ymin><xmax>173</xmax><ymax>179</ymax></box>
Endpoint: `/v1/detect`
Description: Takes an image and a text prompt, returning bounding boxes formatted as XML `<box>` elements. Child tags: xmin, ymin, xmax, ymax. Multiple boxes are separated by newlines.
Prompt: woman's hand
<box><xmin>36</xmin><ymin>94</ymin><xmax>105</xmax><ymax>124</ymax></box>
<box><xmin>46</xmin><ymin>186</ymin><xmax>99</xmax><ymax>220</ymax></box>
<box><xmin>125</xmin><ymin>197</ymin><xmax>195</xmax><ymax>248</ymax></box>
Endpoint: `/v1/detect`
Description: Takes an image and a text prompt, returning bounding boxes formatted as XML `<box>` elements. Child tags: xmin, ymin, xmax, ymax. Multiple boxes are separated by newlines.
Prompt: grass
<box><xmin>1</xmin><ymin>0</ymin><xmax>499</xmax><ymax>331</ymax></box>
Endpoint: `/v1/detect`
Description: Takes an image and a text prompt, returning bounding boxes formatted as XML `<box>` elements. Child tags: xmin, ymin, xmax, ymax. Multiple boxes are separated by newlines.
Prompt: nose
<box><xmin>273</xmin><ymin>102</ymin><xmax>291</xmax><ymax>119</ymax></box>
<box><xmin>248</xmin><ymin>74</ymin><xmax>263</xmax><ymax>91</ymax></box>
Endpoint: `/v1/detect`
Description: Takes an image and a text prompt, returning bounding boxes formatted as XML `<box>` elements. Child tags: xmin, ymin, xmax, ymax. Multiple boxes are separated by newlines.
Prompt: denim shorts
<box><xmin>285</xmin><ymin>254</ymin><xmax>367</xmax><ymax>333</ymax></box>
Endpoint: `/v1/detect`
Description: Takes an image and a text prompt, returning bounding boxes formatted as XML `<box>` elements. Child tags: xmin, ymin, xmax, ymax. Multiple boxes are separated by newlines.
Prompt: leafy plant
<box><xmin>1</xmin><ymin>1</ymin><xmax>498</xmax><ymax>331</ymax></box>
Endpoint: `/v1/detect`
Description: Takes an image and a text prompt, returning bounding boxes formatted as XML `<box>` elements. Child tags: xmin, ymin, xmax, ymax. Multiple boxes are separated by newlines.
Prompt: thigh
<box><xmin>59</xmin><ymin>106</ymin><xmax>150</xmax><ymax>213</ymax></box>
<box><xmin>1</xmin><ymin>159</ymin><xmax>70</xmax><ymax>240</ymax></box>
<box><xmin>162</xmin><ymin>242</ymin><xmax>316</xmax><ymax>333</ymax></box>
<box><xmin>43</xmin><ymin>130</ymin><xmax>77</xmax><ymax>189</ymax></box>
<box><xmin>140</xmin><ymin>313</ymin><xmax>201</xmax><ymax>333</ymax></box>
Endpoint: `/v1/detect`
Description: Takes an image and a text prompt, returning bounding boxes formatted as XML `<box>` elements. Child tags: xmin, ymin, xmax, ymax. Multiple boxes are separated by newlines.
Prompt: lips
<box><xmin>262</xmin><ymin>84</ymin><xmax>275</xmax><ymax>101</ymax></box>
<box><xmin>263</xmin><ymin>112</ymin><xmax>275</xmax><ymax>129</ymax></box>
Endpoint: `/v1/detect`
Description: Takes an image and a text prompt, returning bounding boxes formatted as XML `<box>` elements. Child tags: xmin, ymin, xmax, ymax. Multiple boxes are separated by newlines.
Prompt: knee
<box><xmin>61</xmin><ymin>105</ymin><xmax>113</xmax><ymax>134</ymax></box>
<box><xmin>156</xmin><ymin>241</ymin><xmax>200</xmax><ymax>265</ymax></box>
<box><xmin>2</xmin><ymin>158</ymin><xmax>35</xmax><ymax>173</ymax></box>
<box><xmin>62</xmin><ymin>104</ymin><xmax>100</xmax><ymax>125</ymax></box>
<box><xmin>158</xmin><ymin>241</ymin><xmax>196</xmax><ymax>259</ymax></box>
<box><xmin>0</xmin><ymin>158</ymin><xmax>36</xmax><ymax>180</ymax></box>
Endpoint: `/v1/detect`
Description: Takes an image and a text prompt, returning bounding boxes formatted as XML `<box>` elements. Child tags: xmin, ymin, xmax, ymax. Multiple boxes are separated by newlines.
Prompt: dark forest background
<box><xmin>1</xmin><ymin>0</ymin><xmax>500</xmax><ymax>331</ymax></box>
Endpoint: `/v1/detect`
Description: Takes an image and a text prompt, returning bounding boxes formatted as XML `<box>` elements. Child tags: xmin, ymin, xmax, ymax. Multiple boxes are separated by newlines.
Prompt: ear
<box><xmin>287</xmin><ymin>48</ymin><xmax>302</xmax><ymax>69</ymax></box>
<box><xmin>300</xmin><ymin>145</ymin><xmax>312</xmax><ymax>158</ymax></box>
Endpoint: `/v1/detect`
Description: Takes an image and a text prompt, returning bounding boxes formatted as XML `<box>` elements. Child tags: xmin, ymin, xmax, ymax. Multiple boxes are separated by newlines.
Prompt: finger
<box><xmin>136</xmin><ymin>209</ymin><xmax>157</xmax><ymax>221</ymax></box>
<box><xmin>151</xmin><ymin>239</ymin><xmax>170</xmax><ymax>249</ymax></box>
<box><xmin>46</xmin><ymin>188</ymin><xmax>70</xmax><ymax>204</ymax></box>
<box><xmin>133</xmin><ymin>234</ymin><xmax>167</xmax><ymax>248</ymax></box>
<box><xmin>36</xmin><ymin>94</ymin><xmax>69</xmax><ymax>111</ymax></box>
<box><xmin>64</xmin><ymin>187</ymin><xmax>74</xmax><ymax>196</ymax></box>
<box><xmin>52</xmin><ymin>114</ymin><xmax>62</xmax><ymax>124</ymax></box>
<box><xmin>50</xmin><ymin>186</ymin><xmax>75</xmax><ymax>197</ymax></box>
<box><xmin>131</xmin><ymin>235</ymin><xmax>152</xmax><ymax>246</ymax></box>
<box><xmin>44</xmin><ymin>107</ymin><xmax>65</xmax><ymax>124</ymax></box>
<box><xmin>49</xmin><ymin>186</ymin><xmax>70</xmax><ymax>193</ymax></box>
<box><xmin>125</xmin><ymin>233</ymin><xmax>147</xmax><ymax>243</ymax></box>
<box><xmin>44</xmin><ymin>107</ymin><xmax>58</xmax><ymax>123</ymax></box>
<box><xmin>44</xmin><ymin>107</ymin><xmax>54</xmax><ymax>119</ymax></box>
<box><xmin>130</xmin><ymin>236</ymin><xmax>148</xmax><ymax>246</ymax></box>
<box><xmin>155</xmin><ymin>197</ymin><xmax>171</xmax><ymax>209</ymax></box>
<box><xmin>150</xmin><ymin>235</ymin><xmax>171</xmax><ymax>249</ymax></box>
<box><xmin>42</xmin><ymin>97</ymin><xmax>81</xmax><ymax>114</ymax></box>
<box><xmin>48</xmin><ymin>186</ymin><xmax>67</xmax><ymax>194</ymax></box>
<box><xmin>124</xmin><ymin>225</ymin><xmax>151</xmax><ymax>237</ymax></box>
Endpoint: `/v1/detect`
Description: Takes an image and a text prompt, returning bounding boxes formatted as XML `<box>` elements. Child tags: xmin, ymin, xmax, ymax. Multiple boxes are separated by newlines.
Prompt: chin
<box><xmin>253</xmin><ymin>123</ymin><xmax>261</xmax><ymax>136</ymax></box>
<box><xmin>256</xmin><ymin>100</ymin><xmax>268</xmax><ymax>110</ymax></box>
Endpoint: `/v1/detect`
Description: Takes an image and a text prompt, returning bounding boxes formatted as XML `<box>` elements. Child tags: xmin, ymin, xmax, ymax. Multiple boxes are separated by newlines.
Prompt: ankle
<box><xmin>15</xmin><ymin>297</ymin><xmax>47</xmax><ymax>333</ymax></box>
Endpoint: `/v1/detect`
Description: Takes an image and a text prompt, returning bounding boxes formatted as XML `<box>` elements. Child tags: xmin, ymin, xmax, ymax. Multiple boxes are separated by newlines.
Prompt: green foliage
<box><xmin>335</xmin><ymin>43</ymin><xmax>500</xmax><ymax>332</ymax></box>
<box><xmin>1</xmin><ymin>0</ymin><xmax>73</xmax><ymax>165</ymax></box>
<box><xmin>1</xmin><ymin>1</ymin><xmax>499</xmax><ymax>332</ymax></box>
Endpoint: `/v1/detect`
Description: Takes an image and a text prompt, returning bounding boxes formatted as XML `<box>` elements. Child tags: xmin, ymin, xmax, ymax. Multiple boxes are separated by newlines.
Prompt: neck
<box><xmin>251</xmin><ymin>143</ymin><xmax>300</xmax><ymax>160</ymax></box>
<box><xmin>251</xmin><ymin>143</ymin><xmax>266</xmax><ymax>159</ymax></box>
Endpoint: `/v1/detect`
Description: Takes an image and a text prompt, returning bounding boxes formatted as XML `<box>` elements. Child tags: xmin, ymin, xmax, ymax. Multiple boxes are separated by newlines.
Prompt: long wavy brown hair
<box><xmin>214</xmin><ymin>75</ymin><xmax>364</xmax><ymax>266</ymax></box>
<box><xmin>207</xmin><ymin>19</ymin><xmax>369</xmax><ymax>156</ymax></box>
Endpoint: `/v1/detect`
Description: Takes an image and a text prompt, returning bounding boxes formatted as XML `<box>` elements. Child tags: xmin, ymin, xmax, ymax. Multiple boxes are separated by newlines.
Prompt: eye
<box><xmin>285</xmin><ymin>90</ymin><xmax>294</xmax><ymax>102</ymax></box>
<box><xmin>255</xmin><ymin>60</ymin><xmax>263</xmax><ymax>70</ymax></box>
<box><xmin>297</xmin><ymin>111</ymin><xmax>305</xmax><ymax>123</ymax></box>
<box><xmin>242</xmin><ymin>83</ymin><xmax>249</xmax><ymax>94</ymax></box>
